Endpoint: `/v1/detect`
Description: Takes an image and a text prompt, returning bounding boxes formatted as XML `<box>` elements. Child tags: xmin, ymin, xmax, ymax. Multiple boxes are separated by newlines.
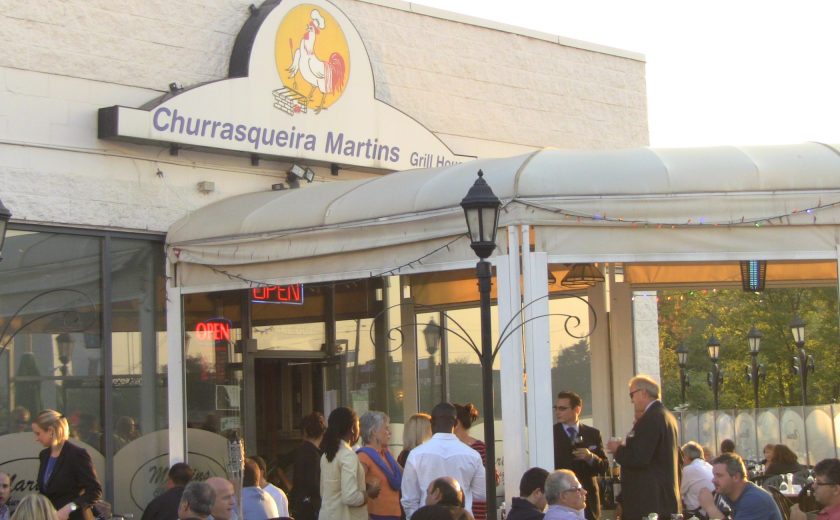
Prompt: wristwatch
<box><xmin>68</xmin><ymin>502</ymin><xmax>78</xmax><ymax>513</ymax></box>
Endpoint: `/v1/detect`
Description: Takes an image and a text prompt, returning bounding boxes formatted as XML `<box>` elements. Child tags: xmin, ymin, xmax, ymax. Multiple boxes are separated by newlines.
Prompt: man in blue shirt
<box><xmin>712</xmin><ymin>452</ymin><xmax>782</xmax><ymax>520</ymax></box>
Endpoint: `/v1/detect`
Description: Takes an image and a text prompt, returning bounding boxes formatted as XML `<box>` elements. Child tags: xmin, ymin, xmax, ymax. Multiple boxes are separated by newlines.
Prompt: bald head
<box><xmin>425</xmin><ymin>476</ymin><xmax>464</xmax><ymax>507</ymax></box>
<box><xmin>205</xmin><ymin>477</ymin><xmax>235</xmax><ymax>520</ymax></box>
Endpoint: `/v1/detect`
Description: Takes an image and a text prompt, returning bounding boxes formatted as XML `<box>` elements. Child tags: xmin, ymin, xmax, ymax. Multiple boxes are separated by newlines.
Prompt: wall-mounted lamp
<box><xmin>331</xmin><ymin>163</ymin><xmax>340</xmax><ymax>176</ymax></box>
<box><xmin>288</xmin><ymin>164</ymin><xmax>316</xmax><ymax>186</ymax></box>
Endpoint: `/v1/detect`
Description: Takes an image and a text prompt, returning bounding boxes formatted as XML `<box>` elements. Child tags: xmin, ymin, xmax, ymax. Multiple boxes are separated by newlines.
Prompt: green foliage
<box><xmin>659</xmin><ymin>287</ymin><xmax>840</xmax><ymax>410</ymax></box>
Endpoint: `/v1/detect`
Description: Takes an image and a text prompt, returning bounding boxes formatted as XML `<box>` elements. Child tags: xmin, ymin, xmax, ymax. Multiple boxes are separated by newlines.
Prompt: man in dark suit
<box><xmin>553</xmin><ymin>391</ymin><xmax>608</xmax><ymax>520</ymax></box>
<box><xmin>141</xmin><ymin>463</ymin><xmax>195</xmax><ymax>520</ymax></box>
<box><xmin>607</xmin><ymin>375</ymin><xmax>681</xmax><ymax>520</ymax></box>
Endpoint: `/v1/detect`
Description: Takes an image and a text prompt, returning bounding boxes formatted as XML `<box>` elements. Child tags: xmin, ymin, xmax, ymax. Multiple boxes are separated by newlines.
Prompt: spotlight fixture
<box><xmin>287</xmin><ymin>164</ymin><xmax>316</xmax><ymax>186</ymax></box>
<box><xmin>561</xmin><ymin>263</ymin><xmax>604</xmax><ymax>288</ymax></box>
<box><xmin>168</xmin><ymin>82</ymin><xmax>183</xmax><ymax>93</ymax></box>
<box><xmin>331</xmin><ymin>163</ymin><xmax>340</xmax><ymax>176</ymax></box>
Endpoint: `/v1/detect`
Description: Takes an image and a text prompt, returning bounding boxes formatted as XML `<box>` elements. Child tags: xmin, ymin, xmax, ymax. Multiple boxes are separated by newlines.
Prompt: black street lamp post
<box><xmin>423</xmin><ymin>318</ymin><xmax>442</xmax><ymax>405</ymax></box>
<box><xmin>746</xmin><ymin>326</ymin><xmax>765</xmax><ymax>409</ymax></box>
<box><xmin>706</xmin><ymin>336</ymin><xmax>723</xmax><ymax>409</ymax></box>
<box><xmin>790</xmin><ymin>315</ymin><xmax>814</xmax><ymax>406</ymax></box>
<box><xmin>460</xmin><ymin>170</ymin><xmax>501</xmax><ymax>520</ymax></box>
<box><xmin>676</xmin><ymin>342</ymin><xmax>689</xmax><ymax>404</ymax></box>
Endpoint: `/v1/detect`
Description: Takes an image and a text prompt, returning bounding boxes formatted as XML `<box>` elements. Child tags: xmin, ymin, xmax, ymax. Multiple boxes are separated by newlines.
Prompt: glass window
<box><xmin>549</xmin><ymin>296</ymin><xmax>593</xmax><ymax>421</ymax></box>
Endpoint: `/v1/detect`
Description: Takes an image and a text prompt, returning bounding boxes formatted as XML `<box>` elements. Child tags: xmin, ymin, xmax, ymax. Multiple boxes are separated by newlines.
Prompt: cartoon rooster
<box><xmin>287</xmin><ymin>9</ymin><xmax>346</xmax><ymax>113</ymax></box>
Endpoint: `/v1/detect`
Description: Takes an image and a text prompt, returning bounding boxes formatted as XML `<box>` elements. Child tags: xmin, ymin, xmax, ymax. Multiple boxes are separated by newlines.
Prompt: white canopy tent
<box><xmin>164</xmin><ymin>142</ymin><xmax>840</xmax><ymax>493</ymax></box>
<box><xmin>167</xmin><ymin>142</ymin><xmax>840</xmax><ymax>289</ymax></box>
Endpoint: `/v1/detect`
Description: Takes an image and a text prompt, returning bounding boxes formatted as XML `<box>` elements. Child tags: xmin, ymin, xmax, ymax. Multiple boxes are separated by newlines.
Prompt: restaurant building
<box><xmin>3</xmin><ymin>0</ymin><xmax>839</xmax><ymax>517</ymax></box>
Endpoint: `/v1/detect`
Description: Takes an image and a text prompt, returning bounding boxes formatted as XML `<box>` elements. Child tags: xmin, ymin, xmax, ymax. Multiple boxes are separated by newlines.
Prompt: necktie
<box><xmin>567</xmin><ymin>426</ymin><xmax>577</xmax><ymax>439</ymax></box>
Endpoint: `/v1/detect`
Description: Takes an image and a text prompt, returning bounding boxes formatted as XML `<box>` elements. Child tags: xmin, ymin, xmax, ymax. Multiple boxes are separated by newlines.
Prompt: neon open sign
<box><xmin>251</xmin><ymin>284</ymin><xmax>304</xmax><ymax>305</ymax></box>
<box><xmin>195</xmin><ymin>318</ymin><xmax>231</xmax><ymax>341</ymax></box>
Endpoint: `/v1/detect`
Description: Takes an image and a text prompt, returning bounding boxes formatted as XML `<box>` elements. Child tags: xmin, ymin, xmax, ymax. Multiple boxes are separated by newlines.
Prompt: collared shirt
<box><xmin>543</xmin><ymin>504</ymin><xmax>585</xmax><ymax>520</ymax></box>
<box><xmin>681</xmin><ymin>458</ymin><xmax>714</xmax><ymax>511</ymax></box>
<box><xmin>561</xmin><ymin>423</ymin><xmax>579</xmax><ymax>438</ymax></box>
<box><xmin>721</xmin><ymin>482</ymin><xmax>782</xmax><ymax>520</ymax></box>
<box><xmin>241</xmin><ymin>486</ymin><xmax>279</xmax><ymax>520</ymax></box>
<box><xmin>262</xmin><ymin>482</ymin><xmax>290</xmax><ymax>517</ymax></box>
<box><xmin>818</xmin><ymin>501</ymin><xmax>840</xmax><ymax>520</ymax></box>
<box><xmin>400</xmin><ymin>432</ymin><xmax>486</xmax><ymax>520</ymax></box>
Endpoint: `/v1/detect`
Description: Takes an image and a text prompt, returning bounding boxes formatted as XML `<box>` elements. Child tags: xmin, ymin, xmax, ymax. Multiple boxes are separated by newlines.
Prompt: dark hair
<box><xmin>720</xmin><ymin>439</ymin><xmax>736</xmax><ymax>454</ymax></box>
<box><xmin>411</xmin><ymin>504</ymin><xmax>460</xmax><ymax>520</ymax></box>
<box><xmin>181</xmin><ymin>481</ymin><xmax>215</xmax><ymax>516</ymax></box>
<box><xmin>520</xmin><ymin>467</ymin><xmax>549</xmax><ymax>497</ymax></box>
<box><xmin>712</xmin><ymin>452</ymin><xmax>747</xmax><ymax>479</ymax></box>
<box><xmin>321</xmin><ymin>407</ymin><xmax>358</xmax><ymax>462</ymax></box>
<box><xmin>243</xmin><ymin>458</ymin><xmax>259</xmax><ymax>487</ymax></box>
<box><xmin>431</xmin><ymin>402</ymin><xmax>457</xmax><ymax>434</ymax></box>
<box><xmin>772</xmin><ymin>444</ymin><xmax>799</xmax><ymax>465</ymax></box>
<box><xmin>301</xmin><ymin>411</ymin><xmax>327</xmax><ymax>439</ymax></box>
<box><xmin>815</xmin><ymin>458</ymin><xmax>840</xmax><ymax>484</ymax></box>
<box><xmin>454</xmin><ymin>403</ymin><xmax>479</xmax><ymax>430</ymax></box>
<box><xmin>169</xmin><ymin>462</ymin><xmax>194</xmax><ymax>486</ymax></box>
<box><xmin>251</xmin><ymin>455</ymin><xmax>267</xmax><ymax>474</ymax></box>
<box><xmin>431</xmin><ymin>477</ymin><xmax>464</xmax><ymax>507</ymax></box>
<box><xmin>555</xmin><ymin>391</ymin><xmax>582</xmax><ymax>409</ymax></box>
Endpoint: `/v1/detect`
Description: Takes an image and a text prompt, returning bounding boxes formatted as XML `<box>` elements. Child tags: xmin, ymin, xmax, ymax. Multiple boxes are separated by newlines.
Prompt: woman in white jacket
<box><xmin>319</xmin><ymin>407</ymin><xmax>377</xmax><ymax>520</ymax></box>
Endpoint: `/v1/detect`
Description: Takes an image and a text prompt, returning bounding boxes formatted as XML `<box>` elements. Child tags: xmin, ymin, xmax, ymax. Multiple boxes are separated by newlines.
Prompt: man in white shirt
<box><xmin>401</xmin><ymin>402</ymin><xmax>486</xmax><ymax>519</ymax></box>
<box><xmin>241</xmin><ymin>459</ymin><xmax>279</xmax><ymax>520</ymax></box>
<box><xmin>251</xmin><ymin>456</ymin><xmax>290</xmax><ymax>518</ymax></box>
<box><xmin>681</xmin><ymin>441</ymin><xmax>714</xmax><ymax>516</ymax></box>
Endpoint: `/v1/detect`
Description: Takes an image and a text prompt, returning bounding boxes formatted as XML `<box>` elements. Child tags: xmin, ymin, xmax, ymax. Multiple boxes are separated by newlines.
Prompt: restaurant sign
<box><xmin>98</xmin><ymin>0</ymin><xmax>471</xmax><ymax>171</ymax></box>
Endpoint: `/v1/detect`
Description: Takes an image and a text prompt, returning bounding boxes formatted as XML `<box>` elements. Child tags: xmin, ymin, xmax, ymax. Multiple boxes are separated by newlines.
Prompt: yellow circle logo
<box><xmin>275</xmin><ymin>5</ymin><xmax>350</xmax><ymax>113</ymax></box>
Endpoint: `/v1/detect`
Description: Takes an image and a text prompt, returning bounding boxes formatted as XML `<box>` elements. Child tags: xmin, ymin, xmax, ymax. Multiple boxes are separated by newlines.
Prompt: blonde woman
<box><xmin>10</xmin><ymin>493</ymin><xmax>59</xmax><ymax>520</ymax></box>
<box><xmin>32</xmin><ymin>410</ymin><xmax>102</xmax><ymax>520</ymax></box>
<box><xmin>397</xmin><ymin>413</ymin><xmax>431</xmax><ymax>467</ymax></box>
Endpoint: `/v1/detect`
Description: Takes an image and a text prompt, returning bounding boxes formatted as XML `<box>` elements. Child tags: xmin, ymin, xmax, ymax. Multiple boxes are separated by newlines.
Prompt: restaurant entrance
<box><xmin>250</xmin><ymin>355</ymin><xmax>330</xmax><ymax>473</ymax></box>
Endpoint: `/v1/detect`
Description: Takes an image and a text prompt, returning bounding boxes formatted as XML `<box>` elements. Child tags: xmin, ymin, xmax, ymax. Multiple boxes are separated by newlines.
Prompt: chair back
<box><xmin>766</xmin><ymin>486</ymin><xmax>792</xmax><ymax>520</ymax></box>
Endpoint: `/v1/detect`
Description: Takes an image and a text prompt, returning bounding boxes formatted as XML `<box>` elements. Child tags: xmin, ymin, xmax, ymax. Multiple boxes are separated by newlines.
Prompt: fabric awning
<box><xmin>167</xmin><ymin>143</ymin><xmax>840</xmax><ymax>289</ymax></box>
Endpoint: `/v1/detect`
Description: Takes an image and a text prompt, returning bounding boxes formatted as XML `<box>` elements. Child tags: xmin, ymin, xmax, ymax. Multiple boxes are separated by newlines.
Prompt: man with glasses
<box><xmin>544</xmin><ymin>469</ymin><xmax>587</xmax><ymax>520</ymax></box>
<box><xmin>792</xmin><ymin>458</ymin><xmax>840</xmax><ymax>520</ymax></box>
<box><xmin>552</xmin><ymin>391</ymin><xmax>608</xmax><ymax>519</ymax></box>
<box><xmin>607</xmin><ymin>375</ymin><xmax>681</xmax><ymax>519</ymax></box>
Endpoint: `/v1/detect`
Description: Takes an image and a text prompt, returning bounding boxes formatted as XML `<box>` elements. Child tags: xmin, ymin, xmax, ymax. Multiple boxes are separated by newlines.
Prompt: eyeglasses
<box><xmin>815</xmin><ymin>481</ymin><xmax>838</xmax><ymax>487</ymax></box>
<box><xmin>553</xmin><ymin>405</ymin><xmax>570</xmax><ymax>411</ymax></box>
<box><xmin>629</xmin><ymin>388</ymin><xmax>645</xmax><ymax>399</ymax></box>
<box><xmin>563</xmin><ymin>485</ymin><xmax>585</xmax><ymax>494</ymax></box>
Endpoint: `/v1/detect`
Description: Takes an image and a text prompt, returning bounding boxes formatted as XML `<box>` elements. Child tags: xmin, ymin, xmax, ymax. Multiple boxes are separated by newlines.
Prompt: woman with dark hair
<box><xmin>454</xmin><ymin>403</ymin><xmax>494</xmax><ymax>520</ymax></box>
<box><xmin>291</xmin><ymin>412</ymin><xmax>327</xmax><ymax>520</ymax></box>
<box><xmin>765</xmin><ymin>444</ymin><xmax>805</xmax><ymax>476</ymax></box>
<box><xmin>318</xmin><ymin>407</ymin><xmax>373</xmax><ymax>520</ymax></box>
<box><xmin>32</xmin><ymin>409</ymin><xmax>102</xmax><ymax>520</ymax></box>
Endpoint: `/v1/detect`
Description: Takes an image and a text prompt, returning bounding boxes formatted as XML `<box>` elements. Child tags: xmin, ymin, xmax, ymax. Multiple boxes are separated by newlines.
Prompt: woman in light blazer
<box><xmin>318</xmin><ymin>407</ymin><xmax>376</xmax><ymax>520</ymax></box>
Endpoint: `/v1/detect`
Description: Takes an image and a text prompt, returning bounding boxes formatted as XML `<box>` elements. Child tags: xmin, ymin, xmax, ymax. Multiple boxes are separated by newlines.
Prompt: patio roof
<box><xmin>166</xmin><ymin>143</ymin><xmax>840</xmax><ymax>289</ymax></box>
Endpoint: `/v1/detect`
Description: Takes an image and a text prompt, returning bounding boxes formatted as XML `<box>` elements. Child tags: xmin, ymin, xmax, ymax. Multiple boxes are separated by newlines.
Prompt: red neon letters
<box><xmin>251</xmin><ymin>284</ymin><xmax>303</xmax><ymax>304</ymax></box>
<box><xmin>195</xmin><ymin>320</ymin><xmax>231</xmax><ymax>341</ymax></box>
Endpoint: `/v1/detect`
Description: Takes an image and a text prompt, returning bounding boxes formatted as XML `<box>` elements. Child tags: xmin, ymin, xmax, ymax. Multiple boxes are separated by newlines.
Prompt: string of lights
<box><xmin>513</xmin><ymin>197</ymin><xmax>840</xmax><ymax>228</ymax></box>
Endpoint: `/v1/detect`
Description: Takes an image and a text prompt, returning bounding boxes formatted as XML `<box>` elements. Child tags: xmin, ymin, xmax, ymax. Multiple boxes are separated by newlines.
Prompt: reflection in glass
<box><xmin>549</xmin><ymin>297</ymin><xmax>593</xmax><ymax>421</ymax></box>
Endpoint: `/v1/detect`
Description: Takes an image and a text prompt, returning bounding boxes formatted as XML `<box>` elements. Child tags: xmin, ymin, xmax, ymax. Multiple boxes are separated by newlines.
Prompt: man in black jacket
<box><xmin>607</xmin><ymin>375</ymin><xmax>681</xmax><ymax>520</ymax></box>
<box><xmin>142</xmin><ymin>463</ymin><xmax>195</xmax><ymax>520</ymax></box>
<box><xmin>507</xmin><ymin>467</ymin><xmax>549</xmax><ymax>520</ymax></box>
<box><xmin>553</xmin><ymin>391</ymin><xmax>608</xmax><ymax>520</ymax></box>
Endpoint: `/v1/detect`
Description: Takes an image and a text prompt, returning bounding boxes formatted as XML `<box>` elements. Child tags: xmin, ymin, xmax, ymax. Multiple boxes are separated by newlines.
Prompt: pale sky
<box><xmin>412</xmin><ymin>0</ymin><xmax>840</xmax><ymax>148</ymax></box>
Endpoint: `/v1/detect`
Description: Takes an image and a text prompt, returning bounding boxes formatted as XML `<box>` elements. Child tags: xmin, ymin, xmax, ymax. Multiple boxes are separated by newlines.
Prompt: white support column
<box><xmin>522</xmin><ymin>235</ymin><xmax>553</xmax><ymax>471</ymax></box>
<box><xmin>609</xmin><ymin>279</ymin><xmax>636</xmax><ymax>438</ymax></box>
<box><xmin>587</xmin><ymin>275</ymin><xmax>613</xmax><ymax>434</ymax></box>
<box><xmin>497</xmin><ymin>227</ymin><xmax>526</xmax><ymax>504</ymax></box>
<box><xmin>166</xmin><ymin>260</ymin><xmax>186</xmax><ymax>464</ymax></box>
